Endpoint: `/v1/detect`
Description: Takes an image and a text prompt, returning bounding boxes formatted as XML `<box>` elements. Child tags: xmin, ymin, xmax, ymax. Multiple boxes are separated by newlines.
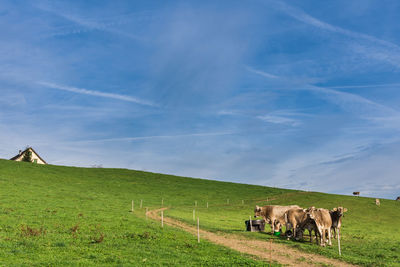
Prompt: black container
<box><xmin>245</xmin><ymin>220</ymin><xmax>265</xmax><ymax>232</ymax></box>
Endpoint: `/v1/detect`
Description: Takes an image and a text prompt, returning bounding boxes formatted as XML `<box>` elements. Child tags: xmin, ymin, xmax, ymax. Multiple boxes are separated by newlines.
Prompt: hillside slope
<box><xmin>0</xmin><ymin>159</ymin><xmax>399</xmax><ymax>266</ymax></box>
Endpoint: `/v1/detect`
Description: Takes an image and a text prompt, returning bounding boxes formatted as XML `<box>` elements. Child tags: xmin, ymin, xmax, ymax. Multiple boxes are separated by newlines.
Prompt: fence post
<box><xmin>338</xmin><ymin>229</ymin><xmax>341</xmax><ymax>256</ymax></box>
<box><xmin>161</xmin><ymin>210</ymin><xmax>164</xmax><ymax>228</ymax></box>
<box><xmin>193</xmin><ymin>209</ymin><xmax>195</xmax><ymax>221</ymax></box>
<box><xmin>131</xmin><ymin>200</ymin><xmax>134</xmax><ymax>212</ymax></box>
<box><xmin>140</xmin><ymin>199</ymin><xmax>143</xmax><ymax>209</ymax></box>
<box><xmin>145</xmin><ymin>207</ymin><xmax>148</xmax><ymax>220</ymax></box>
<box><xmin>197</xmin><ymin>217</ymin><xmax>200</xmax><ymax>243</ymax></box>
<box><xmin>269</xmin><ymin>238</ymin><xmax>272</xmax><ymax>266</ymax></box>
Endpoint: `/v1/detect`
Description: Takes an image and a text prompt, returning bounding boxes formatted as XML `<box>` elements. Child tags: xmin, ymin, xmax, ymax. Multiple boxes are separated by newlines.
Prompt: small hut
<box><xmin>10</xmin><ymin>147</ymin><xmax>47</xmax><ymax>164</ymax></box>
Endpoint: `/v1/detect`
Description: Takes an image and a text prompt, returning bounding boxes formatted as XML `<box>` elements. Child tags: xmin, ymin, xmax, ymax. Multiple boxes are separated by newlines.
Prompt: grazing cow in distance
<box><xmin>284</xmin><ymin>207</ymin><xmax>319</xmax><ymax>243</ymax></box>
<box><xmin>330</xmin><ymin>207</ymin><xmax>347</xmax><ymax>239</ymax></box>
<box><xmin>306</xmin><ymin>207</ymin><xmax>332</xmax><ymax>246</ymax></box>
<box><xmin>375</xmin><ymin>199</ymin><xmax>380</xmax><ymax>206</ymax></box>
<box><xmin>353</xmin><ymin>192</ymin><xmax>360</xmax><ymax>196</ymax></box>
<box><xmin>396</xmin><ymin>196</ymin><xmax>400</xmax><ymax>201</ymax></box>
<box><xmin>254</xmin><ymin>205</ymin><xmax>299</xmax><ymax>233</ymax></box>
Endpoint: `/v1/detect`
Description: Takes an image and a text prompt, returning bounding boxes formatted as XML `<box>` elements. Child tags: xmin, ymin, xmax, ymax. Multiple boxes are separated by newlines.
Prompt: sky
<box><xmin>1</xmin><ymin>0</ymin><xmax>400</xmax><ymax>199</ymax></box>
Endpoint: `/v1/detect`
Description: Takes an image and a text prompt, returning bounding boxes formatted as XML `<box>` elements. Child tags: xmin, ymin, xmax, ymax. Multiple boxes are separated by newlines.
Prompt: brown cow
<box><xmin>353</xmin><ymin>192</ymin><xmax>360</xmax><ymax>196</ymax></box>
<box><xmin>396</xmin><ymin>196</ymin><xmax>400</xmax><ymax>201</ymax></box>
<box><xmin>298</xmin><ymin>214</ymin><xmax>319</xmax><ymax>244</ymax></box>
<box><xmin>254</xmin><ymin>205</ymin><xmax>299</xmax><ymax>233</ymax></box>
<box><xmin>306</xmin><ymin>207</ymin><xmax>332</xmax><ymax>246</ymax></box>
<box><xmin>284</xmin><ymin>207</ymin><xmax>319</xmax><ymax>243</ymax></box>
<box><xmin>330</xmin><ymin>207</ymin><xmax>347</xmax><ymax>239</ymax></box>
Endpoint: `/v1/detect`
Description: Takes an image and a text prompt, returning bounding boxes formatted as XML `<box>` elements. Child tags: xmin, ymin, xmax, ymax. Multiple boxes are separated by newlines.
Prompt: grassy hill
<box><xmin>0</xmin><ymin>159</ymin><xmax>399</xmax><ymax>266</ymax></box>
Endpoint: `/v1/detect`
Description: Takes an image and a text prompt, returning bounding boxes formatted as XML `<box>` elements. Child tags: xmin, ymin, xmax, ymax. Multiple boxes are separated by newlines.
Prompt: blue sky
<box><xmin>1</xmin><ymin>0</ymin><xmax>400</xmax><ymax>199</ymax></box>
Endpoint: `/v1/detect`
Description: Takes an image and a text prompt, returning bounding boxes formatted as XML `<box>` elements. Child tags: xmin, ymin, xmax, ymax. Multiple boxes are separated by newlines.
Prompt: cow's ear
<box><xmin>333</xmin><ymin>207</ymin><xmax>337</xmax><ymax>211</ymax></box>
<box><xmin>344</xmin><ymin>208</ymin><xmax>348</xmax><ymax>212</ymax></box>
<box><xmin>255</xmin><ymin>205</ymin><xmax>259</xmax><ymax>209</ymax></box>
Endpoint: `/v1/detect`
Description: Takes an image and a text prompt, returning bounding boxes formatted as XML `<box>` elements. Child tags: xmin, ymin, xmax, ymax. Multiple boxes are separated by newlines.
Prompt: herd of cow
<box><xmin>254</xmin><ymin>204</ymin><xmax>347</xmax><ymax>247</ymax></box>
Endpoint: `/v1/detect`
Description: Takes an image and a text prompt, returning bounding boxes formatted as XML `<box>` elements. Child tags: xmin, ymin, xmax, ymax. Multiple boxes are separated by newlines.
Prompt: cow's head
<box><xmin>305</xmin><ymin>206</ymin><xmax>316</xmax><ymax>220</ymax></box>
<box><xmin>274</xmin><ymin>219</ymin><xmax>283</xmax><ymax>232</ymax></box>
<box><xmin>254</xmin><ymin>205</ymin><xmax>262</xmax><ymax>218</ymax></box>
<box><xmin>332</xmin><ymin>206</ymin><xmax>348</xmax><ymax>217</ymax></box>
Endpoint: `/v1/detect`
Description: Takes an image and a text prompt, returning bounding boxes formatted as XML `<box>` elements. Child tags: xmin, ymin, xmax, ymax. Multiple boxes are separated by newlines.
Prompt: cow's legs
<box><xmin>332</xmin><ymin>227</ymin><xmax>337</xmax><ymax>239</ymax></box>
<box><xmin>318</xmin><ymin>227</ymin><xmax>325</xmax><ymax>246</ymax></box>
<box><xmin>292</xmin><ymin>223</ymin><xmax>297</xmax><ymax>240</ymax></box>
<box><xmin>315</xmin><ymin>229</ymin><xmax>319</xmax><ymax>245</ymax></box>
<box><xmin>293</xmin><ymin>223</ymin><xmax>300</xmax><ymax>240</ymax></box>
<box><xmin>328</xmin><ymin>227</ymin><xmax>332</xmax><ymax>246</ymax></box>
<box><xmin>285</xmin><ymin>222</ymin><xmax>292</xmax><ymax>239</ymax></box>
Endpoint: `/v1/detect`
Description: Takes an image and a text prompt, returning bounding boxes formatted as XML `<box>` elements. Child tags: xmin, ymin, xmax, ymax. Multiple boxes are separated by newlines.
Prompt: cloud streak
<box><xmin>273</xmin><ymin>1</ymin><xmax>400</xmax><ymax>50</ymax></box>
<box><xmin>35</xmin><ymin>4</ymin><xmax>145</xmax><ymax>41</ymax></box>
<box><xmin>39</xmin><ymin>81</ymin><xmax>156</xmax><ymax>106</ymax></box>
<box><xmin>326</xmin><ymin>83</ymin><xmax>400</xmax><ymax>89</ymax></box>
<box><xmin>247</xmin><ymin>66</ymin><xmax>399</xmax><ymax>116</ymax></box>
<box><xmin>245</xmin><ymin>66</ymin><xmax>278</xmax><ymax>79</ymax></box>
<box><xmin>271</xmin><ymin>0</ymin><xmax>400</xmax><ymax>68</ymax></box>
<box><xmin>72</xmin><ymin>132</ymin><xmax>236</xmax><ymax>144</ymax></box>
<box><xmin>306</xmin><ymin>84</ymin><xmax>397</xmax><ymax>115</ymax></box>
<box><xmin>257</xmin><ymin>114</ymin><xmax>301</xmax><ymax>126</ymax></box>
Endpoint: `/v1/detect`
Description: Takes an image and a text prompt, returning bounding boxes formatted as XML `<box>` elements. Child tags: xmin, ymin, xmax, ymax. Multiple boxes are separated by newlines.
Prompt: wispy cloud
<box><xmin>326</xmin><ymin>83</ymin><xmax>400</xmax><ymax>89</ymax></box>
<box><xmin>271</xmin><ymin>1</ymin><xmax>400</xmax><ymax>68</ymax></box>
<box><xmin>271</xmin><ymin>139</ymin><xmax>400</xmax><ymax>198</ymax></box>
<box><xmin>35</xmin><ymin>4</ymin><xmax>145</xmax><ymax>41</ymax></box>
<box><xmin>217</xmin><ymin>110</ymin><xmax>240</xmax><ymax>116</ymax></box>
<box><xmin>306</xmin><ymin>84</ymin><xmax>397</xmax><ymax>114</ymax></box>
<box><xmin>256</xmin><ymin>110</ymin><xmax>310</xmax><ymax>126</ymax></box>
<box><xmin>273</xmin><ymin>1</ymin><xmax>400</xmax><ymax>50</ymax></box>
<box><xmin>248</xmin><ymin>66</ymin><xmax>399</xmax><ymax>116</ymax></box>
<box><xmin>257</xmin><ymin>114</ymin><xmax>301</xmax><ymax>126</ymax></box>
<box><xmin>72</xmin><ymin>132</ymin><xmax>235</xmax><ymax>143</ymax></box>
<box><xmin>245</xmin><ymin>66</ymin><xmax>279</xmax><ymax>79</ymax></box>
<box><xmin>39</xmin><ymin>81</ymin><xmax>156</xmax><ymax>106</ymax></box>
<box><xmin>218</xmin><ymin>108</ymin><xmax>307</xmax><ymax>127</ymax></box>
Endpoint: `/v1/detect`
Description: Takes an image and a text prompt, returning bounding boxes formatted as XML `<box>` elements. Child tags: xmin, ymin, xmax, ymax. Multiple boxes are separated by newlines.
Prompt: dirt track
<box><xmin>147</xmin><ymin>208</ymin><xmax>356</xmax><ymax>267</ymax></box>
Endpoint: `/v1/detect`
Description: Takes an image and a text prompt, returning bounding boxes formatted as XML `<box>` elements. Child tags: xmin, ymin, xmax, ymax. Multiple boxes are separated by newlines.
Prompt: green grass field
<box><xmin>0</xmin><ymin>159</ymin><xmax>399</xmax><ymax>266</ymax></box>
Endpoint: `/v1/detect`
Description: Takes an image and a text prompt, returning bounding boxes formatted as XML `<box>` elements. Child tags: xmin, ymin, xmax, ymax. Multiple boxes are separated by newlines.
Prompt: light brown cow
<box><xmin>254</xmin><ymin>205</ymin><xmax>299</xmax><ymax>233</ymax></box>
<box><xmin>284</xmin><ymin>207</ymin><xmax>319</xmax><ymax>243</ymax></box>
<box><xmin>306</xmin><ymin>207</ymin><xmax>332</xmax><ymax>246</ymax></box>
<box><xmin>375</xmin><ymin>198</ymin><xmax>380</xmax><ymax>206</ymax></box>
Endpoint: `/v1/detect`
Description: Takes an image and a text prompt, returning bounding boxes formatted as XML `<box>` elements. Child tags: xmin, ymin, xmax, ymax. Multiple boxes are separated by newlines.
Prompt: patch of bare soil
<box><xmin>147</xmin><ymin>208</ymin><xmax>356</xmax><ymax>267</ymax></box>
